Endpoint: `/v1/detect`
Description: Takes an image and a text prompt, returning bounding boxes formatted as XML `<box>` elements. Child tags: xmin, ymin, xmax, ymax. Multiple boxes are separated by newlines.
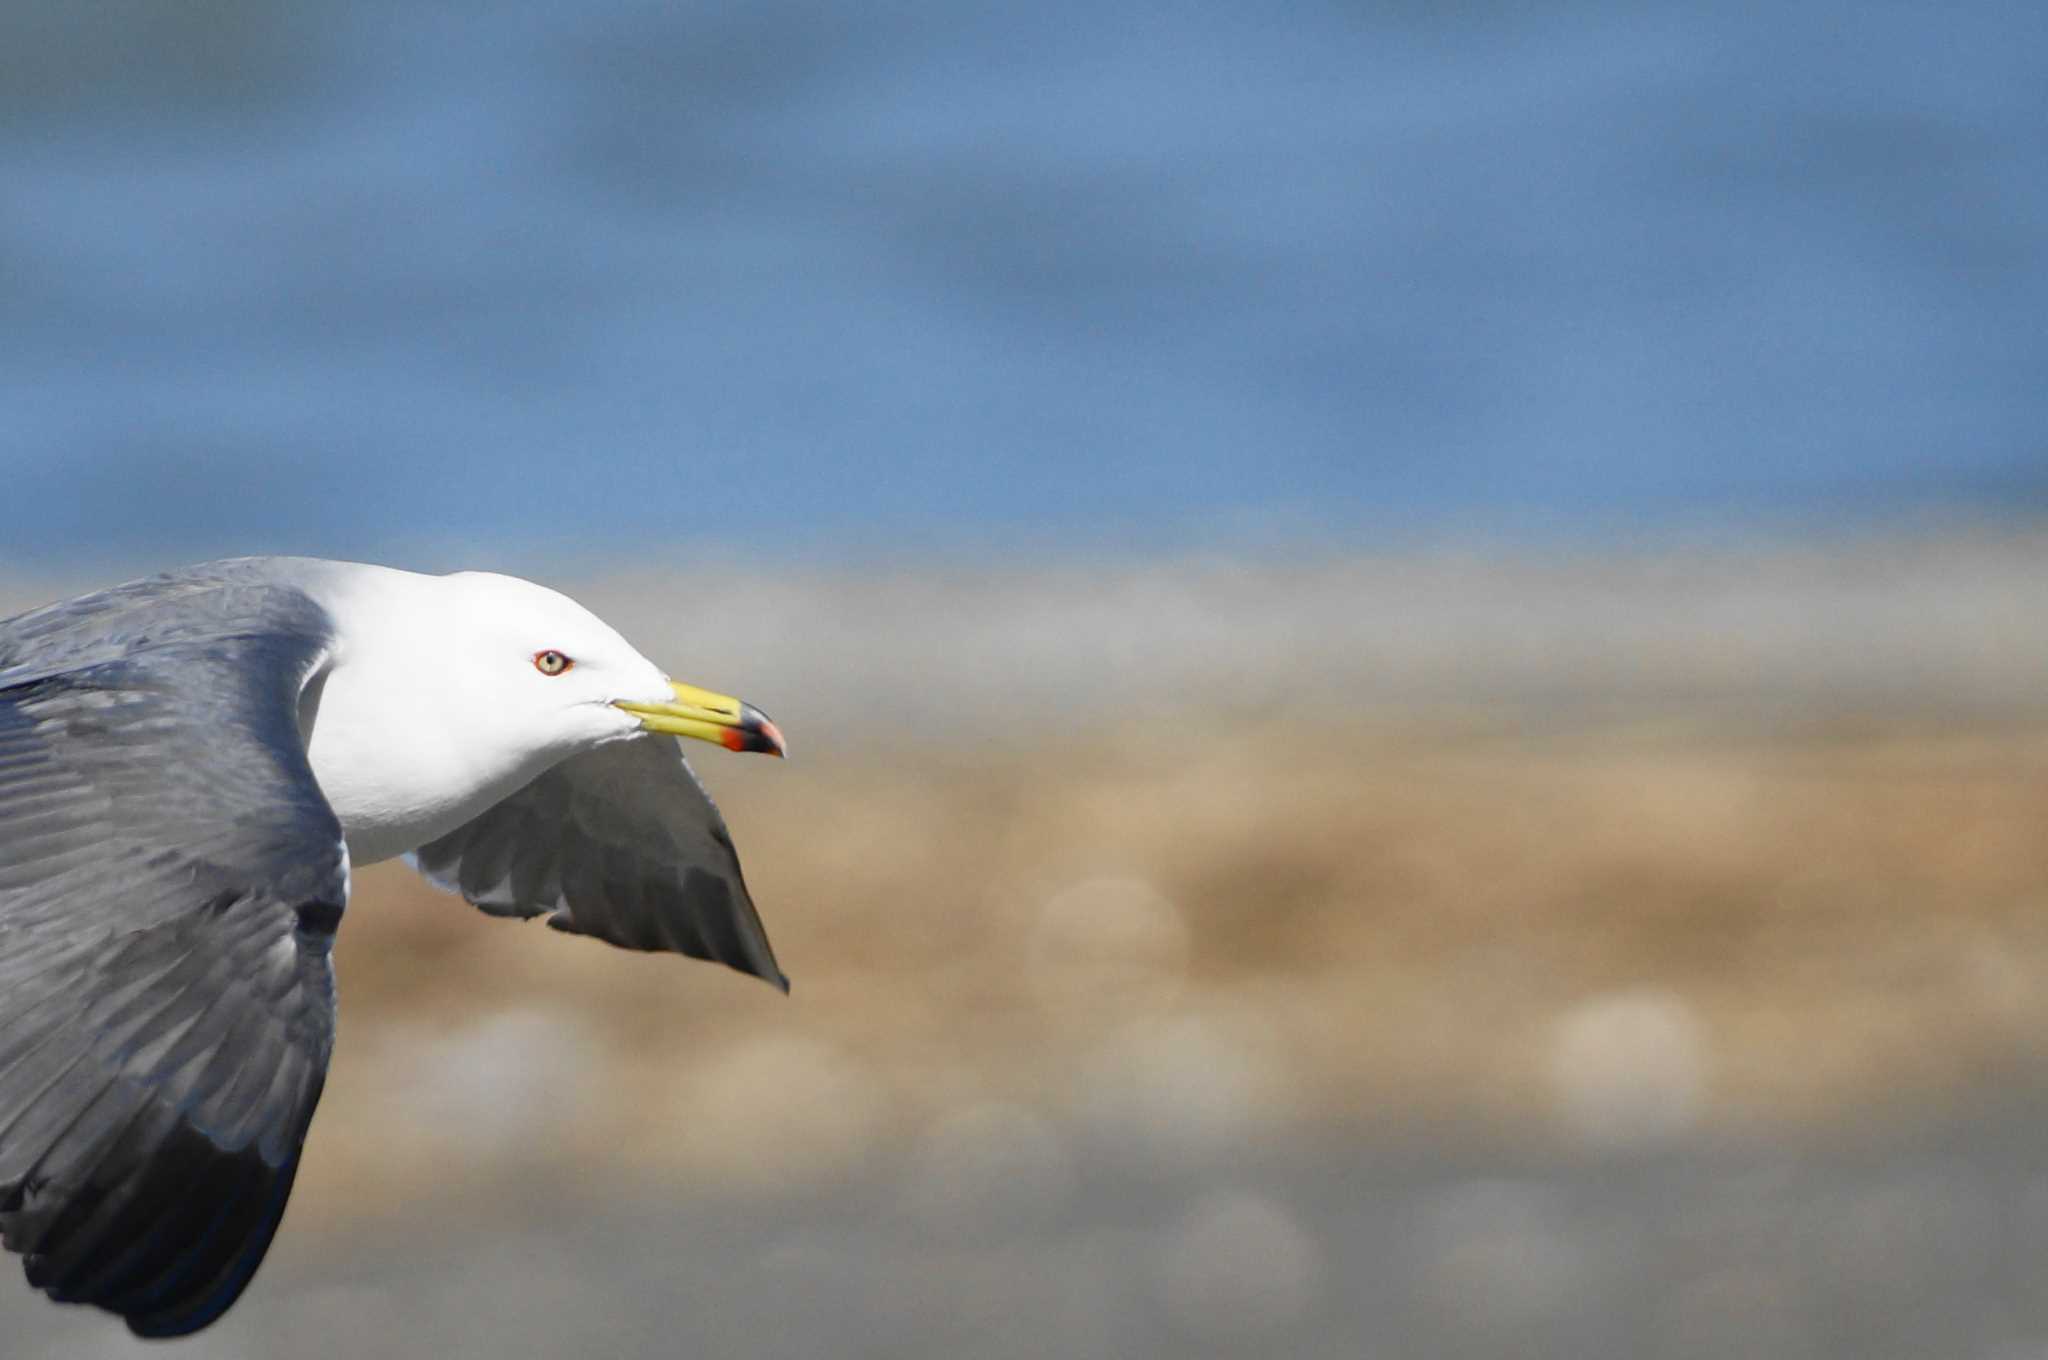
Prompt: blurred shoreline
<box><xmin>11</xmin><ymin>518</ymin><xmax>2048</xmax><ymax>730</ymax></box>
<box><xmin>10</xmin><ymin>525</ymin><xmax>2048</xmax><ymax>1357</ymax></box>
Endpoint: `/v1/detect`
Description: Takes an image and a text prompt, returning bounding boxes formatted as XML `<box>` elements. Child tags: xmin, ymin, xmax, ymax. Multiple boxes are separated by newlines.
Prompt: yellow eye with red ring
<box><xmin>533</xmin><ymin>650</ymin><xmax>573</xmax><ymax>676</ymax></box>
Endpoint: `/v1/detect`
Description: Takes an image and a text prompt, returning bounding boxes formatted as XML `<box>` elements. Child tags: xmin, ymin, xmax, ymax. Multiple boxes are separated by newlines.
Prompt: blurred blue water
<box><xmin>0</xmin><ymin>0</ymin><xmax>2043</xmax><ymax>570</ymax></box>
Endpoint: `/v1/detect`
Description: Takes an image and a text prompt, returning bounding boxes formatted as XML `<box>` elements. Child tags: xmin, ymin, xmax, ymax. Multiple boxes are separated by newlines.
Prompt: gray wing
<box><xmin>0</xmin><ymin>587</ymin><xmax>343</xmax><ymax>1339</ymax></box>
<box><xmin>411</xmin><ymin>735</ymin><xmax>788</xmax><ymax>992</ymax></box>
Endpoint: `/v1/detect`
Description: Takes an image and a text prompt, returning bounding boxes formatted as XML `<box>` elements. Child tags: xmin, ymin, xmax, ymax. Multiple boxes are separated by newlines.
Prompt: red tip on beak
<box><xmin>724</xmin><ymin>704</ymin><xmax>787</xmax><ymax>757</ymax></box>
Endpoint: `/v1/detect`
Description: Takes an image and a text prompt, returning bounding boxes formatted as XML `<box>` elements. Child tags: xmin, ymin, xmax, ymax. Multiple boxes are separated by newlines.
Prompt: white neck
<box><xmin>297</xmin><ymin>566</ymin><xmax>585</xmax><ymax>865</ymax></box>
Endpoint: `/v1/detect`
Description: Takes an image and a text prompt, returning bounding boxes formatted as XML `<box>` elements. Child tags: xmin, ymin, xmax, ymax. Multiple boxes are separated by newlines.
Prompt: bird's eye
<box><xmin>533</xmin><ymin>650</ymin><xmax>573</xmax><ymax>676</ymax></box>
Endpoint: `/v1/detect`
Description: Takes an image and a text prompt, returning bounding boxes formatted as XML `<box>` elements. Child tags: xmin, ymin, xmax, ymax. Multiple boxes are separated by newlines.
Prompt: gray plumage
<box><xmin>0</xmin><ymin>560</ymin><xmax>785</xmax><ymax>1337</ymax></box>
<box><xmin>412</xmin><ymin>735</ymin><xmax>787</xmax><ymax>991</ymax></box>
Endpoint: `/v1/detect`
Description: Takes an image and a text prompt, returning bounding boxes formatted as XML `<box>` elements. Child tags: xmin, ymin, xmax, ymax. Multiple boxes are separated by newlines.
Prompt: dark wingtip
<box><xmin>727</xmin><ymin>930</ymin><xmax>788</xmax><ymax>995</ymax></box>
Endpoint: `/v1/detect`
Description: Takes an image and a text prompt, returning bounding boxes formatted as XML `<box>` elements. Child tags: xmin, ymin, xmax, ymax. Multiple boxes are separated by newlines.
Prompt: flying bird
<box><xmin>0</xmin><ymin>557</ymin><xmax>788</xmax><ymax>1337</ymax></box>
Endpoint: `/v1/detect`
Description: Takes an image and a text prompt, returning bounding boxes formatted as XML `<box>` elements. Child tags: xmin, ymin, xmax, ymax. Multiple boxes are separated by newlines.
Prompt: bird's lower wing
<box><xmin>0</xmin><ymin>629</ymin><xmax>345</xmax><ymax>1338</ymax></box>
<box><xmin>411</xmin><ymin>734</ymin><xmax>787</xmax><ymax>991</ymax></box>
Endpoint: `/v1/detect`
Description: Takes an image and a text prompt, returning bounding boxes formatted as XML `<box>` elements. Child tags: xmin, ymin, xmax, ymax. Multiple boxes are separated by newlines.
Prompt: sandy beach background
<box><xmin>10</xmin><ymin>526</ymin><xmax>2048</xmax><ymax>1358</ymax></box>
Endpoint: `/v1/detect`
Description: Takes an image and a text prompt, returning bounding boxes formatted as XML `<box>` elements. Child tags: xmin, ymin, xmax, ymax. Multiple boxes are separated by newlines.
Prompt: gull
<box><xmin>0</xmin><ymin>557</ymin><xmax>788</xmax><ymax>1336</ymax></box>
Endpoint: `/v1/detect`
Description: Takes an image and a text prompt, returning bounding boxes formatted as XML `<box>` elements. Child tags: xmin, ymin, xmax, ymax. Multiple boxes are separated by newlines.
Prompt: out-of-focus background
<box><xmin>4</xmin><ymin>2</ymin><xmax>2048</xmax><ymax>1356</ymax></box>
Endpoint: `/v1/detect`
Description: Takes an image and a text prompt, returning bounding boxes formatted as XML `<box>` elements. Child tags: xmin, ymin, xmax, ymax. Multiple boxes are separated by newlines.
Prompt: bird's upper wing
<box><xmin>0</xmin><ymin>608</ymin><xmax>344</xmax><ymax>1339</ymax></box>
<box><xmin>410</xmin><ymin>734</ymin><xmax>787</xmax><ymax>991</ymax></box>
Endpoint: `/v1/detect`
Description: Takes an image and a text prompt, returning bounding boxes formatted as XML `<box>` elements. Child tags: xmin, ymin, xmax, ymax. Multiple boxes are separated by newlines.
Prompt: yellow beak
<box><xmin>614</xmin><ymin>680</ymin><xmax>787</xmax><ymax>756</ymax></box>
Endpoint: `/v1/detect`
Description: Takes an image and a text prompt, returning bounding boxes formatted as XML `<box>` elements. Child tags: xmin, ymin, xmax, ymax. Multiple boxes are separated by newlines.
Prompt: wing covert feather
<box><xmin>412</xmin><ymin>736</ymin><xmax>787</xmax><ymax>991</ymax></box>
<box><xmin>0</xmin><ymin>583</ymin><xmax>344</xmax><ymax>1339</ymax></box>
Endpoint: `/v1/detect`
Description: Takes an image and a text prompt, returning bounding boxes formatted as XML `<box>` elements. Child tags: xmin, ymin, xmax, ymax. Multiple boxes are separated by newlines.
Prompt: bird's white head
<box><xmin>433</xmin><ymin>570</ymin><xmax>785</xmax><ymax>757</ymax></box>
<box><xmin>304</xmin><ymin>564</ymin><xmax>783</xmax><ymax>865</ymax></box>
